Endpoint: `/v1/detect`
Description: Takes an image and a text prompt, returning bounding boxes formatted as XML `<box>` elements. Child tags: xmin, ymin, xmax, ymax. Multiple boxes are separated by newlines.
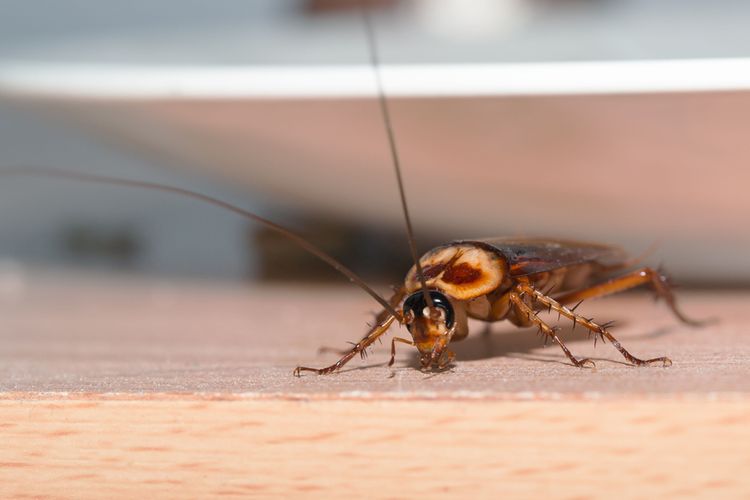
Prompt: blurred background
<box><xmin>0</xmin><ymin>0</ymin><xmax>749</xmax><ymax>287</ymax></box>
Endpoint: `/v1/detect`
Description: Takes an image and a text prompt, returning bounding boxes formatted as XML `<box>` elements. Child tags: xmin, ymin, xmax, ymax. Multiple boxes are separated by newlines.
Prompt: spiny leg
<box><xmin>553</xmin><ymin>267</ymin><xmax>706</xmax><ymax>326</ymax></box>
<box><xmin>388</xmin><ymin>337</ymin><xmax>414</xmax><ymax>367</ymax></box>
<box><xmin>508</xmin><ymin>291</ymin><xmax>596</xmax><ymax>368</ymax></box>
<box><xmin>302</xmin><ymin>286</ymin><xmax>406</xmax><ymax>376</ymax></box>
<box><xmin>520</xmin><ymin>283</ymin><xmax>672</xmax><ymax>367</ymax></box>
<box><xmin>294</xmin><ymin>314</ymin><xmax>397</xmax><ymax>376</ymax></box>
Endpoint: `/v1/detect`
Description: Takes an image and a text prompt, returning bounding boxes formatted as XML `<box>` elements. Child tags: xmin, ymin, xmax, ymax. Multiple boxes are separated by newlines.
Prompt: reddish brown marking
<box><xmin>422</xmin><ymin>263</ymin><xmax>447</xmax><ymax>280</ymax></box>
<box><xmin>442</xmin><ymin>262</ymin><xmax>482</xmax><ymax>284</ymax></box>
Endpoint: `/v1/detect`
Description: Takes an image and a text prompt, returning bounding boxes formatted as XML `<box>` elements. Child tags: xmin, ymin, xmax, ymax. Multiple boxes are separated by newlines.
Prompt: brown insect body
<box><xmin>295</xmin><ymin>237</ymin><xmax>704</xmax><ymax>375</ymax></box>
<box><xmin>402</xmin><ymin>239</ymin><xmax>615</xmax><ymax>367</ymax></box>
<box><xmin>405</xmin><ymin>238</ymin><xmax>623</xmax><ymax>311</ymax></box>
<box><xmin>387</xmin><ymin>237</ymin><xmax>702</xmax><ymax>372</ymax></box>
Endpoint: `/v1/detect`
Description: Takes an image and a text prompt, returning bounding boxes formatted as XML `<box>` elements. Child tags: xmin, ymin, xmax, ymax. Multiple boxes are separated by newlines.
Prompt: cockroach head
<box><xmin>402</xmin><ymin>289</ymin><xmax>457</xmax><ymax>370</ymax></box>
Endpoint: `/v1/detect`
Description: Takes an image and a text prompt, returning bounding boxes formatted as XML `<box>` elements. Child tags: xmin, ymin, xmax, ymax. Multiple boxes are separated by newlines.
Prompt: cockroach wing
<box><xmin>472</xmin><ymin>237</ymin><xmax>628</xmax><ymax>277</ymax></box>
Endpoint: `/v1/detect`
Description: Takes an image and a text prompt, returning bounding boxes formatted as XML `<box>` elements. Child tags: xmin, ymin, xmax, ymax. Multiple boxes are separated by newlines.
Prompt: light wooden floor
<box><xmin>1</xmin><ymin>271</ymin><xmax>748</xmax><ymax>498</ymax></box>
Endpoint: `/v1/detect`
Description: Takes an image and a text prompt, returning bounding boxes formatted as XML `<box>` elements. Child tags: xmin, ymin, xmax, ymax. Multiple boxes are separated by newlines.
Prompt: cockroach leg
<box><xmin>317</xmin><ymin>341</ymin><xmax>372</xmax><ymax>358</ymax></box>
<box><xmin>508</xmin><ymin>291</ymin><xmax>596</xmax><ymax>368</ymax></box>
<box><xmin>552</xmin><ymin>267</ymin><xmax>708</xmax><ymax>327</ymax></box>
<box><xmin>294</xmin><ymin>315</ymin><xmax>397</xmax><ymax>376</ymax></box>
<box><xmin>306</xmin><ymin>287</ymin><xmax>408</xmax><ymax>368</ymax></box>
<box><xmin>521</xmin><ymin>284</ymin><xmax>672</xmax><ymax>367</ymax></box>
<box><xmin>388</xmin><ymin>337</ymin><xmax>415</xmax><ymax>367</ymax></box>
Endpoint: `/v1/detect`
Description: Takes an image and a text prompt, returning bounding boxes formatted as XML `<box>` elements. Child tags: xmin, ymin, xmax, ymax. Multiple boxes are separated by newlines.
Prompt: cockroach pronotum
<box><xmin>0</xmin><ymin>5</ymin><xmax>706</xmax><ymax>376</ymax></box>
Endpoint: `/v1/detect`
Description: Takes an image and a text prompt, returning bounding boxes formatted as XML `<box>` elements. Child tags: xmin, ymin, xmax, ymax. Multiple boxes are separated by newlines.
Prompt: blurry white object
<box><xmin>414</xmin><ymin>0</ymin><xmax>532</xmax><ymax>40</ymax></box>
<box><xmin>4</xmin><ymin>58</ymin><xmax>750</xmax><ymax>98</ymax></box>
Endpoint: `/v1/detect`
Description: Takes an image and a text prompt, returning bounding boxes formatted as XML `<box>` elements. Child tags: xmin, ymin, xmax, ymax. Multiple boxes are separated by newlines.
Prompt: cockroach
<box><xmin>0</xmin><ymin>5</ymin><xmax>705</xmax><ymax>375</ymax></box>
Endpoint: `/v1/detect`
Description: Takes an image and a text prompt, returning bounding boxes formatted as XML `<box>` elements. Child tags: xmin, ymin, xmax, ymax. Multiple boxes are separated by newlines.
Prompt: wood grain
<box><xmin>2</xmin><ymin>396</ymin><xmax>749</xmax><ymax>499</ymax></box>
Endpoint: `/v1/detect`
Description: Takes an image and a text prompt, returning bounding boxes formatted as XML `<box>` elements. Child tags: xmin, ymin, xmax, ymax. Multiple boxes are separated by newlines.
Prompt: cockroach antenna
<box><xmin>0</xmin><ymin>166</ymin><xmax>401</xmax><ymax>318</ymax></box>
<box><xmin>361</xmin><ymin>2</ymin><xmax>435</xmax><ymax>311</ymax></box>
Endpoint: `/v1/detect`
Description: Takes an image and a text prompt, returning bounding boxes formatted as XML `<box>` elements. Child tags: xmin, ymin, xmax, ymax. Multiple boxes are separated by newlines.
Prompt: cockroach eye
<box><xmin>403</xmin><ymin>290</ymin><xmax>455</xmax><ymax>330</ymax></box>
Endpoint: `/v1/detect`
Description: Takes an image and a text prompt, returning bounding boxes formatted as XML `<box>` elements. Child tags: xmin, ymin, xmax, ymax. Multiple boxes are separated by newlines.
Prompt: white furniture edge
<box><xmin>2</xmin><ymin>58</ymin><xmax>750</xmax><ymax>99</ymax></box>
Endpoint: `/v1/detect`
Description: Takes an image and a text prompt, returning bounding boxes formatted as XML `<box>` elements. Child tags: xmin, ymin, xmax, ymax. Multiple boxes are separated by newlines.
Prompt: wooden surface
<box><xmin>3</xmin><ymin>398</ymin><xmax>749</xmax><ymax>499</ymax></box>
<box><xmin>1</xmin><ymin>271</ymin><xmax>749</xmax><ymax>498</ymax></box>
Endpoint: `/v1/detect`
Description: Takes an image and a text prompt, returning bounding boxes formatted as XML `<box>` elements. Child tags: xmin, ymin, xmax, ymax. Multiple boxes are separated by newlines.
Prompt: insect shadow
<box><xmin>396</xmin><ymin>319</ymin><xmax>676</xmax><ymax>369</ymax></box>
